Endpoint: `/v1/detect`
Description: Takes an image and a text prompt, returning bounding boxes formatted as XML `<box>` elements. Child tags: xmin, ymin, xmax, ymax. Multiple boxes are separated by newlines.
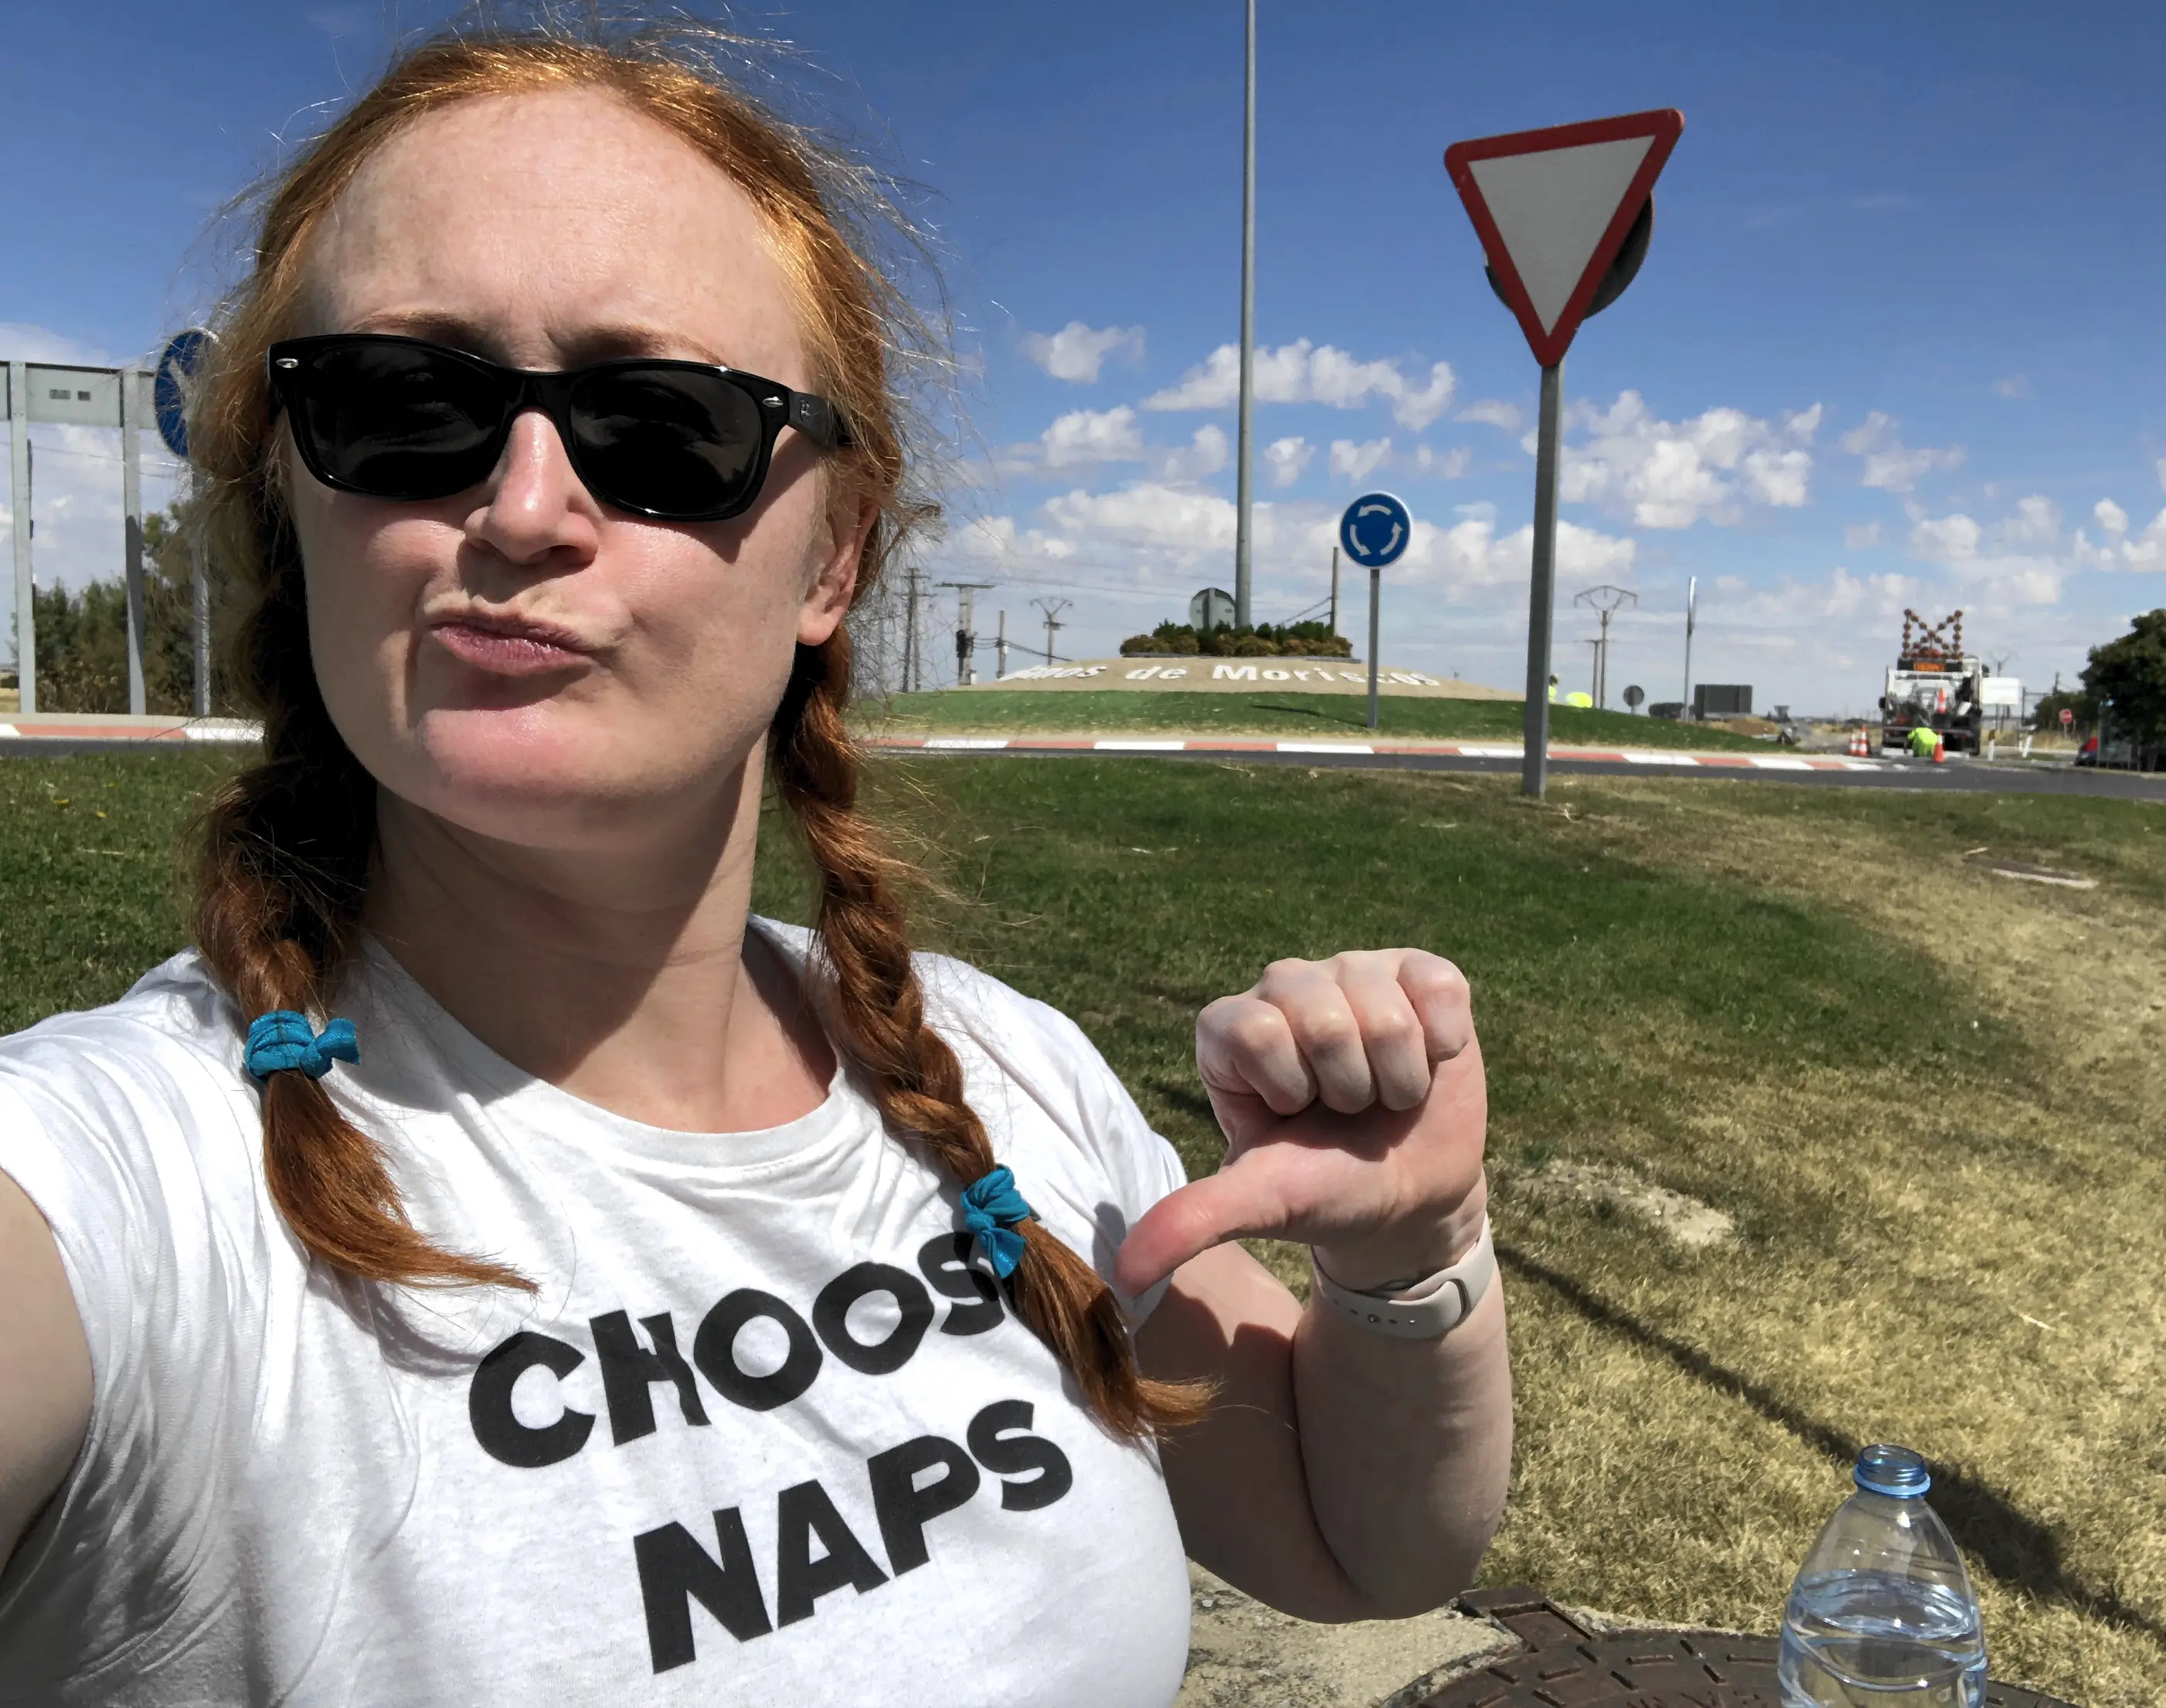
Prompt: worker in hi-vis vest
<box><xmin>1548</xmin><ymin>675</ymin><xmax>1559</xmax><ymax>704</ymax></box>
<box><xmin>1907</xmin><ymin>723</ymin><xmax>1940</xmax><ymax>759</ymax></box>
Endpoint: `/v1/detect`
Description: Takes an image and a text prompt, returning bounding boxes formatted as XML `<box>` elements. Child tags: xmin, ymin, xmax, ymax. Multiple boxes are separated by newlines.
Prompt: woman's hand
<box><xmin>1115</xmin><ymin>949</ymin><xmax>1486</xmax><ymax>1297</ymax></box>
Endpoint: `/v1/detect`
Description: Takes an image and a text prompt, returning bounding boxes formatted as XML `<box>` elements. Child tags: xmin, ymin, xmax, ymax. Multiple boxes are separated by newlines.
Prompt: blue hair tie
<box><xmin>245</xmin><ymin>1011</ymin><xmax>360</xmax><ymax>1084</ymax></box>
<box><xmin>959</xmin><ymin>1165</ymin><xmax>1034</xmax><ymax>1279</ymax></box>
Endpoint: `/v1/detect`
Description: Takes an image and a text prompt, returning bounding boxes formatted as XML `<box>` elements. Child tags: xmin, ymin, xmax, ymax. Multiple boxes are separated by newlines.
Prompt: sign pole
<box><xmin>8</xmin><ymin>361</ymin><xmax>32</xmax><ymax>715</ymax></box>
<box><xmin>1521</xmin><ymin>360</ymin><xmax>1562</xmax><ymax>798</ymax></box>
<box><xmin>1682</xmin><ymin>573</ymin><xmax>1697</xmax><ymax>715</ymax></box>
<box><xmin>120</xmin><ymin>370</ymin><xmax>147</xmax><ymax>716</ymax></box>
<box><xmin>1366</xmin><ymin>562</ymin><xmax>1382</xmax><ymax>730</ymax></box>
<box><xmin>191</xmin><ymin>485</ymin><xmax>211</xmax><ymax>716</ymax></box>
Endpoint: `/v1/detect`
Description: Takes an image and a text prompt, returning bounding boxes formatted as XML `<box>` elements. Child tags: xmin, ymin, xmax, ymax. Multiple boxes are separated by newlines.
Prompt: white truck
<box><xmin>1877</xmin><ymin>610</ymin><xmax>2017</xmax><ymax>756</ymax></box>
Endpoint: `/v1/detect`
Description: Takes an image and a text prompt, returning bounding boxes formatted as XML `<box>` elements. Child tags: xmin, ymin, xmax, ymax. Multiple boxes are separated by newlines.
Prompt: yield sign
<box><xmin>1445</xmin><ymin>109</ymin><xmax>1684</xmax><ymax>368</ymax></box>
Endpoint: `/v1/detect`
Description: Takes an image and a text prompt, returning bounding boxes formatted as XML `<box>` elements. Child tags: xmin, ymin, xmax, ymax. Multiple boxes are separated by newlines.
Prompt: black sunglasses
<box><xmin>266</xmin><ymin>333</ymin><xmax>849</xmax><ymax>523</ymax></box>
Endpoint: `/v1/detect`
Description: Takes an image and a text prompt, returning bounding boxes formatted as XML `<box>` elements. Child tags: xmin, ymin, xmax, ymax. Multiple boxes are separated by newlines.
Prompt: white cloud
<box><xmin>1040</xmin><ymin>405</ymin><xmax>1145</xmax><ymax>468</ymax></box>
<box><xmin>1997</xmin><ymin>495</ymin><xmax>2059</xmax><ymax>549</ymax></box>
<box><xmin>1839</xmin><ymin>411</ymin><xmax>1964</xmax><ymax>493</ymax></box>
<box><xmin>1555</xmin><ymin>391</ymin><xmax>1819</xmax><ymax>529</ymax></box>
<box><xmin>1041</xmin><ymin>482</ymin><xmax>1239</xmax><ymax>555</ymax></box>
<box><xmin>1328</xmin><ymin>437</ymin><xmax>1392</xmax><ymax>482</ymax></box>
<box><xmin>1020</xmin><ymin>321</ymin><xmax>1144</xmax><ymax>384</ymax></box>
<box><xmin>1143</xmin><ymin>340</ymin><xmax>1457</xmax><ymax>428</ymax></box>
<box><xmin>2158</xmin><ymin>458</ymin><xmax>2166</xmax><ymax>492</ymax></box>
<box><xmin>1992</xmin><ymin>376</ymin><xmax>2032</xmax><ymax>399</ymax></box>
<box><xmin>1457</xmin><ymin>399</ymin><xmax>1521</xmax><ymax>432</ymax></box>
<box><xmin>1155</xmin><ymin>424</ymin><xmax>1230</xmax><ymax>482</ymax></box>
<box><xmin>1909</xmin><ymin>512</ymin><xmax>1981</xmax><ymax>562</ymax></box>
<box><xmin>1844</xmin><ymin>522</ymin><xmax>1883</xmax><ymax>550</ymax></box>
<box><xmin>2073</xmin><ymin>499</ymin><xmax>2166</xmax><ymax>571</ymax></box>
<box><xmin>2095</xmin><ymin>499</ymin><xmax>2129</xmax><ymax>536</ymax></box>
<box><xmin>0</xmin><ymin>323</ymin><xmax>125</xmax><ymax>367</ymax></box>
<box><xmin>1264</xmin><ymin>436</ymin><xmax>1313</xmax><ymax>488</ymax></box>
<box><xmin>1413</xmin><ymin>444</ymin><xmax>1471</xmax><ymax>480</ymax></box>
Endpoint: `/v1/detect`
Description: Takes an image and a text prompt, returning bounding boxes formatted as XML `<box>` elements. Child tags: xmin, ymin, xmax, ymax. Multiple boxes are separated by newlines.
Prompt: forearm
<box><xmin>1294</xmin><ymin>1199</ymin><xmax>1512</xmax><ymax>1615</ymax></box>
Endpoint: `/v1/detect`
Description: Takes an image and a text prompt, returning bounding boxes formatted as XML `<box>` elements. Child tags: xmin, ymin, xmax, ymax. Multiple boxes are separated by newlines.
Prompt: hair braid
<box><xmin>192</xmin><ymin>532</ymin><xmax>528</xmax><ymax>1293</ymax></box>
<box><xmin>770</xmin><ymin>635</ymin><xmax>1209</xmax><ymax>1441</ymax></box>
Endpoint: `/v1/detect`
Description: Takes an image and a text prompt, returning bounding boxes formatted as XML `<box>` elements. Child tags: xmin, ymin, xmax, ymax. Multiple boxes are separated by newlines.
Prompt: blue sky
<box><xmin>5</xmin><ymin>2</ymin><xmax>2164</xmax><ymax>711</ymax></box>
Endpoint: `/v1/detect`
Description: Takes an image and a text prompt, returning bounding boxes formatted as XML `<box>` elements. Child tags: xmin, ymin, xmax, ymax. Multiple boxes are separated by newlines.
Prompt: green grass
<box><xmin>859</xmin><ymin>688</ymin><xmax>1768</xmax><ymax>750</ymax></box>
<box><xmin>0</xmin><ymin>751</ymin><xmax>236</xmax><ymax>1034</ymax></box>
<box><xmin>8</xmin><ymin>749</ymin><xmax>2165</xmax><ymax>1705</ymax></box>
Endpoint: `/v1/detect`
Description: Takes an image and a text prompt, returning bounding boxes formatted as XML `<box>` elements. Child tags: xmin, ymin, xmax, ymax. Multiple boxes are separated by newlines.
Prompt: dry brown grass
<box><xmin>1462</xmin><ymin>780</ymin><xmax>2166</xmax><ymax>1707</ymax></box>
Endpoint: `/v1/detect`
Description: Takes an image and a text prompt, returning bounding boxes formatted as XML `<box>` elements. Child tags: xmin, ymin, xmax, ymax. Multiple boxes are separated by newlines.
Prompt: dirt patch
<box><xmin>1522</xmin><ymin>1160</ymin><xmax>1737</xmax><ymax>1248</ymax></box>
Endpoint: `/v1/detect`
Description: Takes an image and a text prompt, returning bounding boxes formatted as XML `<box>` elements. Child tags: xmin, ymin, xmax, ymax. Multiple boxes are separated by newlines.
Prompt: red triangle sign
<box><xmin>1445</xmin><ymin>109</ymin><xmax>1684</xmax><ymax>368</ymax></box>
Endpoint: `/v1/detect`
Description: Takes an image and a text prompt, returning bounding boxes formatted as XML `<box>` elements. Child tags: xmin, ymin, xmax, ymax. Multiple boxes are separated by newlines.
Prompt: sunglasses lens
<box><xmin>289</xmin><ymin>341</ymin><xmax>505</xmax><ymax>499</ymax></box>
<box><xmin>569</xmin><ymin>367</ymin><xmax>766</xmax><ymax>519</ymax></box>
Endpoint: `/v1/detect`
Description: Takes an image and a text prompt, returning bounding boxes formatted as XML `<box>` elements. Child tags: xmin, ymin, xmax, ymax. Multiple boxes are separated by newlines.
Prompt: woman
<box><xmin>0</xmin><ymin>20</ymin><xmax>1508</xmax><ymax>1706</ymax></box>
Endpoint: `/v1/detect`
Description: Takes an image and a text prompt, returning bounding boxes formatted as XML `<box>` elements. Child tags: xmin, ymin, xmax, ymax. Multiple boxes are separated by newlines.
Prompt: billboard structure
<box><xmin>4</xmin><ymin>356</ymin><xmax>204</xmax><ymax>716</ymax></box>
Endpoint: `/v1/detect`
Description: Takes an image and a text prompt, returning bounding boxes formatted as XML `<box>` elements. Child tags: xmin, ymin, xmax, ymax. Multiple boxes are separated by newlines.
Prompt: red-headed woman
<box><xmin>0</xmin><ymin>19</ymin><xmax>1508</xmax><ymax>1706</ymax></box>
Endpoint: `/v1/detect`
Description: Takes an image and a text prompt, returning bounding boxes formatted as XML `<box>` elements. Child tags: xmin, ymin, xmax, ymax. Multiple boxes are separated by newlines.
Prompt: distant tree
<box><xmin>2029</xmin><ymin>688</ymin><xmax>2093</xmax><ymax>732</ymax></box>
<box><xmin>2081</xmin><ymin>607</ymin><xmax>2166</xmax><ymax>747</ymax></box>
<box><xmin>22</xmin><ymin>501</ymin><xmax>230</xmax><ymax>715</ymax></box>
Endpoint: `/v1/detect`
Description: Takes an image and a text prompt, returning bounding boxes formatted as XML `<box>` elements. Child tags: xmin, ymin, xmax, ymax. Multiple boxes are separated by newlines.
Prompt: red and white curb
<box><xmin>0</xmin><ymin>719</ymin><xmax>262</xmax><ymax>743</ymax></box>
<box><xmin>869</xmin><ymin>735</ymin><xmax>1889</xmax><ymax>771</ymax></box>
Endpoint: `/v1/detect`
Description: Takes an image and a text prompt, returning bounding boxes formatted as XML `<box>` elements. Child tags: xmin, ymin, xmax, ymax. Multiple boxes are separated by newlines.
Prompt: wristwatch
<box><xmin>1309</xmin><ymin>1216</ymin><xmax>1495</xmax><ymax>1340</ymax></box>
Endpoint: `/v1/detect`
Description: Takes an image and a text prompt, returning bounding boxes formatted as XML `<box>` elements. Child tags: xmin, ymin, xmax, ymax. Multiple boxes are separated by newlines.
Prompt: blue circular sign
<box><xmin>1339</xmin><ymin>491</ymin><xmax>1412</xmax><ymax>569</ymax></box>
<box><xmin>154</xmin><ymin>329</ymin><xmax>211</xmax><ymax>458</ymax></box>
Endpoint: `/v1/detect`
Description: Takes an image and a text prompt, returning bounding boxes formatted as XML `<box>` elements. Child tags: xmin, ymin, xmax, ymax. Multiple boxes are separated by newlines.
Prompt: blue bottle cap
<box><xmin>1853</xmin><ymin>1443</ymin><xmax>1931</xmax><ymax>1498</ymax></box>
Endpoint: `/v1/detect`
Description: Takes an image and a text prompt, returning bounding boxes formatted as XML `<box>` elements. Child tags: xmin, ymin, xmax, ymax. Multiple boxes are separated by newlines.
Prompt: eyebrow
<box><xmin>340</xmin><ymin>310</ymin><xmax>739</xmax><ymax>370</ymax></box>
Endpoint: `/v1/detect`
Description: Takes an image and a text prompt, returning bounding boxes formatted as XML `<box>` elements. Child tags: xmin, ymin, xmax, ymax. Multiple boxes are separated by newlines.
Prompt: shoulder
<box><xmin>0</xmin><ymin>950</ymin><xmax>251</xmax><ymax>1130</ymax></box>
<box><xmin>0</xmin><ymin>952</ymin><xmax>264</xmax><ymax>1307</ymax></box>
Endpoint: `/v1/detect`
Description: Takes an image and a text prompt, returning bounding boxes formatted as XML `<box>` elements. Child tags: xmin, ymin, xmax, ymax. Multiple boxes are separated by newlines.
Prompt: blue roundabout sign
<box><xmin>1339</xmin><ymin>491</ymin><xmax>1412</xmax><ymax>569</ymax></box>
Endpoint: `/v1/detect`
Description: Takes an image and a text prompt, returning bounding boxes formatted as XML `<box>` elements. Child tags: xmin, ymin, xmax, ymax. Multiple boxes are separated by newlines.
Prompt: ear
<box><xmin>797</xmin><ymin>488</ymin><xmax>876</xmax><ymax>648</ymax></box>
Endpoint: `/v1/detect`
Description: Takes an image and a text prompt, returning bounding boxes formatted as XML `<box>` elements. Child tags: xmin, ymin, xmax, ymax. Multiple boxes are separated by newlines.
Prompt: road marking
<box><xmin>1624</xmin><ymin>752</ymin><xmax>1698</xmax><ymax>764</ymax></box>
<box><xmin>1095</xmin><ymin>739</ymin><xmax>1188</xmax><ymax>751</ymax></box>
<box><xmin>1278</xmin><ymin>742</ymin><xmax>1372</xmax><ymax>755</ymax></box>
<box><xmin>1453</xmin><ymin>745</ymin><xmax>1523</xmax><ymax>758</ymax></box>
<box><xmin>923</xmin><ymin>736</ymin><xmax>1010</xmax><ymax>749</ymax></box>
<box><xmin>1749</xmin><ymin>756</ymin><xmax>1815</xmax><ymax>769</ymax></box>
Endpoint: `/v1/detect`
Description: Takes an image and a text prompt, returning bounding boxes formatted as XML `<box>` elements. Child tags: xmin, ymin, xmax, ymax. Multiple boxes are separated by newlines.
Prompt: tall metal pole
<box><xmin>1682</xmin><ymin>573</ymin><xmax>1697</xmax><ymax>716</ymax></box>
<box><xmin>1232</xmin><ymin>0</ymin><xmax>1257</xmax><ymax>628</ymax></box>
<box><xmin>1328</xmin><ymin>545</ymin><xmax>1340</xmax><ymax>636</ymax></box>
<box><xmin>7</xmin><ymin>362</ymin><xmax>33</xmax><ymax>715</ymax></box>
<box><xmin>120</xmin><ymin>369</ymin><xmax>147</xmax><ymax>716</ymax></box>
<box><xmin>996</xmin><ymin>608</ymin><xmax>1008</xmax><ymax>679</ymax></box>
<box><xmin>1366</xmin><ymin>562</ymin><xmax>1382</xmax><ymax>731</ymax></box>
<box><xmin>1520</xmin><ymin>360</ymin><xmax>1563</xmax><ymax>797</ymax></box>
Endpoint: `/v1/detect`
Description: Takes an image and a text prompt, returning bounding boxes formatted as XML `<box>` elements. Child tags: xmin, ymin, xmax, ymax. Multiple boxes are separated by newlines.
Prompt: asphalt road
<box><xmin>5</xmin><ymin>734</ymin><xmax>2161</xmax><ymax>803</ymax></box>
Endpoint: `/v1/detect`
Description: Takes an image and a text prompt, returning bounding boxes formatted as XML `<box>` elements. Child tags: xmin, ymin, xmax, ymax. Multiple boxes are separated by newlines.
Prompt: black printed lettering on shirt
<box><xmin>469</xmin><ymin>1332</ymin><xmax>595</xmax><ymax>1468</ymax></box>
<box><xmin>915</xmin><ymin>1232</ymin><xmax>1005</xmax><ymax>1336</ymax></box>
<box><xmin>811</xmin><ymin>1262</ymin><xmax>936</xmax><ymax>1375</ymax></box>
<box><xmin>866</xmin><ymin>1434</ymin><xmax>981</xmax><ymax>1574</ymax></box>
<box><xmin>591</xmin><ymin>1310</ymin><xmax>709</xmax><ymax>1445</ymax></box>
<box><xmin>966</xmin><ymin>1399</ymin><xmax>1074</xmax><ymax>1511</ymax></box>
<box><xmin>692</xmin><ymin>1289</ymin><xmax>823</xmax><ymax>1412</ymax></box>
<box><xmin>774</xmin><ymin>1479</ymin><xmax>888</xmax><ymax>1627</ymax></box>
<box><xmin>633</xmin><ymin>1507</ymin><xmax>771</xmax><ymax>1671</ymax></box>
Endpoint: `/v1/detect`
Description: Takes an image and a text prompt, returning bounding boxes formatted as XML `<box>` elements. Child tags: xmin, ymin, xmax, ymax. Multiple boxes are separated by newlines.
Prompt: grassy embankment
<box><xmin>5</xmin><ymin>749</ymin><xmax>2162</xmax><ymax>1706</ymax></box>
<box><xmin>863</xmin><ymin>688</ymin><xmax>1768</xmax><ymax>751</ymax></box>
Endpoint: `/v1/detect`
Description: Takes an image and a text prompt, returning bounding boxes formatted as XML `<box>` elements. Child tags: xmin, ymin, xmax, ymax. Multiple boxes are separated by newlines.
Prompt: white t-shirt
<box><xmin>0</xmin><ymin>922</ymin><xmax>1193</xmax><ymax>1706</ymax></box>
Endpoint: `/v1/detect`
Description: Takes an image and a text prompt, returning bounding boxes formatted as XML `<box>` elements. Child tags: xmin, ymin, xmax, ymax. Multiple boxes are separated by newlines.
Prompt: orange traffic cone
<box><xmin>1931</xmin><ymin>734</ymin><xmax>1947</xmax><ymax>765</ymax></box>
<box><xmin>1848</xmin><ymin>729</ymin><xmax>1870</xmax><ymax>757</ymax></box>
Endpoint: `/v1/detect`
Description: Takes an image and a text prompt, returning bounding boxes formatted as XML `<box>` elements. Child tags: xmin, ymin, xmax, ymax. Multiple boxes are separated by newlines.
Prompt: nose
<box><xmin>465</xmin><ymin>408</ymin><xmax>603</xmax><ymax>568</ymax></box>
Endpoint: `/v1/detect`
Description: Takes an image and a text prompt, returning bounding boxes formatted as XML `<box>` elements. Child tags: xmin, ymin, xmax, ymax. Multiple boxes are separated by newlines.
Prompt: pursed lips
<box><xmin>425</xmin><ymin>610</ymin><xmax>597</xmax><ymax>675</ymax></box>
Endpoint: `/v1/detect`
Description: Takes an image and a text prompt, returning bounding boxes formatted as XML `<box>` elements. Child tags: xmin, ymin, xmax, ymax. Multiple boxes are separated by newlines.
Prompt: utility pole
<box><xmin>901</xmin><ymin>566</ymin><xmax>924</xmax><ymax>693</ymax></box>
<box><xmin>936</xmin><ymin>580</ymin><xmax>995</xmax><ymax>685</ymax></box>
<box><xmin>1328</xmin><ymin>546</ymin><xmax>1340</xmax><ymax>637</ymax></box>
<box><xmin>1682</xmin><ymin>574</ymin><xmax>1697</xmax><ymax>717</ymax></box>
<box><xmin>1031</xmin><ymin>595</ymin><xmax>1071</xmax><ymax>665</ymax></box>
<box><xmin>1573</xmin><ymin>583</ymin><xmax>1636</xmax><ymax>710</ymax></box>
<box><xmin>995</xmin><ymin>609</ymin><xmax>1009</xmax><ymax>679</ymax></box>
<box><xmin>1233</xmin><ymin>0</ymin><xmax>1257</xmax><ymax>628</ymax></box>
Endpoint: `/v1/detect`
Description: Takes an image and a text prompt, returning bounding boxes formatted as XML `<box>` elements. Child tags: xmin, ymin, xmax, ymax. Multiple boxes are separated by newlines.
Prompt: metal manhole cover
<box><xmin>1409</xmin><ymin>1588</ymin><xmax>2079</xmax><ymax>1708</ymax></box>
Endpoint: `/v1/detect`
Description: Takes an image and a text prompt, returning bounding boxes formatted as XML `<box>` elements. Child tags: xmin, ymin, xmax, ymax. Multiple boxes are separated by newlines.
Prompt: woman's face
<box><xmin>286</xmin><ymin>88</ymin><xmax>865</xmax><ymax>852</ymax></box>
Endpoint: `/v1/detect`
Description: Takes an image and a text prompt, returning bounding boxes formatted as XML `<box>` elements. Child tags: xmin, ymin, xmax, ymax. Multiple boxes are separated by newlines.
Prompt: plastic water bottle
<box><xmin>1778</xmin><ymin>1444</ymin><xmax>1987</xmax><ymax>1707</ymax></box>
